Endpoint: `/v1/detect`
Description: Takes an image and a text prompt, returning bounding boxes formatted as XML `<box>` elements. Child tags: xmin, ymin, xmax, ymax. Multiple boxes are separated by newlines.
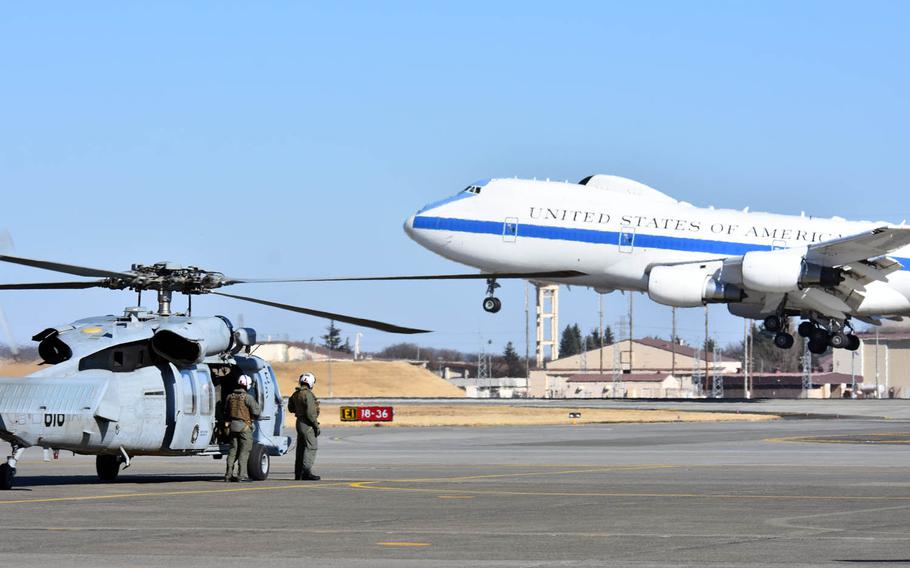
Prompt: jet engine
<box><xmin>647</xmin><ymin>264</ymin><xmax>743</xmax><ymax>308</ymax></box>
<box><xmin>740</xmin><ymin>250</ymin><xmax>843</xmax><ymax>293</ymax></box>
<box><xmin>150</xmin><ymin>316</ymin><xmax>234</xmax><ymax>366</ymax></box>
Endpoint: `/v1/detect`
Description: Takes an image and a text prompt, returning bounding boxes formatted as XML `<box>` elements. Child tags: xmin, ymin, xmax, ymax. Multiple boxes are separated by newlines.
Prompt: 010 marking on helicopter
<box><xmin>43</xmin><ymin>414</ymin><xmax>65</xmax><ymax>428</ymax></box>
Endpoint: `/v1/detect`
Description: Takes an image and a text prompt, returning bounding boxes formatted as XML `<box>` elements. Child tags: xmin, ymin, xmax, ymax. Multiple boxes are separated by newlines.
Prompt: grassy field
<box><xmin>308</xmin><ymin>403</ymin><xmax>778</xmax><ymax>427</ymax></box>
<box><xmin>270</xmin><ymin>360</ymin><xmax>465</xmax><ymax>398</ymax></box>
<box><xmin>0</xmin><ymin>361</ymin><xmax>41</xmax><ymax>377</ymax></box>
<box><xmin>1</xmin><ymin>359</ymin><xmax>465</xmax><ymax>398</ymax></box>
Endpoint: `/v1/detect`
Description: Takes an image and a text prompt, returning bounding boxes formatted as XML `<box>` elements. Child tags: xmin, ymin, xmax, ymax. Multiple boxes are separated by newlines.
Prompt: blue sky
<box><xmin>1</xmin><ymin>2</ymin><xmax>908</xmax><ymax>356</ymax></box>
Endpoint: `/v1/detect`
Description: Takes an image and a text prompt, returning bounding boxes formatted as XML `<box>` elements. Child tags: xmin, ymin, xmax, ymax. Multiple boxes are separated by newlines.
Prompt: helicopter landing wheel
<box><xmin>96</xmin><ymin>454</ymin><xmax>122</xmax><ymax>483</ymax></box>
<box><xmin>482</xmin><ymin>297</ymin><xmax>502</xmax><ymax>313</ymax></box>
<box><xmin>0</xmin><ymin>463</ymin><xmax>15</xmax><ymax>490</ymax></box>
<box><xmin>248</xmin><ymin>444</ymin><xmax>270</xmax><ymax>481</ymax></box>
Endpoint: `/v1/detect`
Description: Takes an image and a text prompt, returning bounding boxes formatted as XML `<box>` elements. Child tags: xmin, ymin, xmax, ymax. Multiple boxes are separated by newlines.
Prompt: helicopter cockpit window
<box><xmin>79</xmin><ymin>340</ymin><xmax>156</xmax><ymax>373</ymax></box>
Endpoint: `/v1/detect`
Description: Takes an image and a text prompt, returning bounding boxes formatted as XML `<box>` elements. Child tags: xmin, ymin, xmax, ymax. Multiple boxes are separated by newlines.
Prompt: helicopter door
<box><xmin>166</xmin><ymin>367</ymin><xmax>214</xmax><ymax>451</ymax></box>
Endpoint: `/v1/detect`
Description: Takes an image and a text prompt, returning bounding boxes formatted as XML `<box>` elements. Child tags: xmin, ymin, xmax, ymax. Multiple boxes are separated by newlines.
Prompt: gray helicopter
<box><xmin>0</xmin><ymin>254</ymin><xmax>429</xmax><ymax>489</ymax></box>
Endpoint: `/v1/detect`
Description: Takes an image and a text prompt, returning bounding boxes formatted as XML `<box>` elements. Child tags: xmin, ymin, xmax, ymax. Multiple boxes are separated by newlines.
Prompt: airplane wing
<box><xmin>805</xmin><ymin>226</ymin><xmax>910</xmax><ymax>267</ymax></box>
<box><xmin>734</xmin><ymin>227</ymin><xmax>910</xmax><ymax>322</ymax></box>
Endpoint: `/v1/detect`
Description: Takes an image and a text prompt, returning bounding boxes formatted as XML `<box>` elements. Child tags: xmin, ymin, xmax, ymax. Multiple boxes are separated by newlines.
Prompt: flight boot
<box><xmin>300</xmin><ymin>469</ymin><xmax>321</xmax><ymax>481</ymax></box>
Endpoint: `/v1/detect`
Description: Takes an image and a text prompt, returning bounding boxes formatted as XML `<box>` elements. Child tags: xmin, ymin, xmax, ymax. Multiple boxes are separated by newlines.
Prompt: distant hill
<box><xmin>0</xmin><ymin>360</ymin><xmax>41</xmax><ymax>377</ymax></box>
<box><xmin>0</xmin><ymin>358</ymin><xmax>466</xmax><ymax>399</ymax></box>
<box><xmin>270</xmin><ymin>360</ymin><xmax>465</xmax><ymax>398</ymax></box>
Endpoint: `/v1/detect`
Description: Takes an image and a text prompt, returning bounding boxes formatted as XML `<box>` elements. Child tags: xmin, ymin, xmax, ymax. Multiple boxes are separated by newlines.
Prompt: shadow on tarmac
<box><xmin>5</xmin><ymin>473</ymin><xmax>225</xmax><ymax>489</ymax></box>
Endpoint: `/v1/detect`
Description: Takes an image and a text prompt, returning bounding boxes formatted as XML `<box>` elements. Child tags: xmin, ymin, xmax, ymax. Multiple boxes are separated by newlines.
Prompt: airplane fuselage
<box><xmin>404</xmin><ymin>176</ymin><xmax>910</xmax><ymax>318</ymax></box>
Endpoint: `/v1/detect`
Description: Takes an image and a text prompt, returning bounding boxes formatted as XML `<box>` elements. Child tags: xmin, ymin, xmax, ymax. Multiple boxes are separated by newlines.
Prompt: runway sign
<box><xmin>340</xmin><ymin>406</ymin><xmax>394</xmax><ymax>422</ymax></box>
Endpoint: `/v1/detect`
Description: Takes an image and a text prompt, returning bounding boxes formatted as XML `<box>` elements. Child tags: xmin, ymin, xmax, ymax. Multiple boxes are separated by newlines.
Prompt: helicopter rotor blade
<box><xmin>212</xmin><ymin>291</ymin><xmax>430</xmax><ymax>334</ymax></box>
<box><xmin>0</xmin><ymin>281</ymin><xmax>110</xmax><ymax>290</ymax></box>
<box><xmin>223</xmin><ymin>270</ymin><xmax>587</xmax><ymax>285</ymax></box>
<box><xmin>0</xmin><ymin>254</ymin><xmax>133</xmax><ymax>279</ymax></box>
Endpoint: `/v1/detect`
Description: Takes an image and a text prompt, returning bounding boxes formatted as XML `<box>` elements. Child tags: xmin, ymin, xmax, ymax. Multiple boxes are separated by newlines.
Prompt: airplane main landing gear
<box><xmin>773</xmin><ymin>332</ymin><xmax>795</xmax><ymax>349</ymax></box>
<box><xmin>0</xmin><ymin>445</ymin><xmax>25</xmax><ymax>490</ymax></box>
<box><xmin>764</xmin><ymin>315</ymin><xmax>783</xmax><ymax>333</ymax></box>
<box><xmin>769</xmin><ymin>316</ymin><xmax>862</xmax><ymax>354</ymax></box>
<box><xmin>482</xmin><ymin>278</ymin><xmax>501</xmax><ymax>313</ymax></box>
<box><xmin>793</xmin><ymin>318</ymin><xmax>861</xmax><ymax>354</ymax></box>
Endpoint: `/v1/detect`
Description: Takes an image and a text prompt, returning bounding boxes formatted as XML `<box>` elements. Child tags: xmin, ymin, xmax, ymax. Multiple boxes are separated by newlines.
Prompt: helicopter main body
<box><xmin>0</xmin><ymin>308</ymin><xmax>290</xmax><ymax>486</ymax></box>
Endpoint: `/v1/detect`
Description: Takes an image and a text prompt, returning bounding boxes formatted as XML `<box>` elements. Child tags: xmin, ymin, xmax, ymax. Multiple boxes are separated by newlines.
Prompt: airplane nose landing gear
<box><xmin>482</xmin><ymin>278</ymin><xmax>501</xmax><ymax>313</ymax></box>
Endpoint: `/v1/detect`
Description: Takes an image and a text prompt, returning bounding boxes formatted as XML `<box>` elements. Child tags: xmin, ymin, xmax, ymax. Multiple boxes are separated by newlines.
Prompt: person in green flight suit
<box><xmin>225</xmin><ymin>375</ymin><xmax>261</xmax><ymax>482</ymax></box>
<box><xmin>288</xmin><ymin>372</ymin><xmax>321</xmax><ymax>480</ymax></box>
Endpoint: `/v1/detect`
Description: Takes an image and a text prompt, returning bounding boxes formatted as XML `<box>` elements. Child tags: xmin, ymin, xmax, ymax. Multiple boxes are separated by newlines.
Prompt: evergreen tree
<box><xmin>321</xmin><ymin>321</ymin><xmax>343</xmax><ymax>351</ymax></box>
<box><xmin>559</xmin><ymin>323</ymin><xmax>583</xmax><ymax>357</ymax></box>
<box><xmin>726</xmin><ymin>322</ymin><xmax>804</xmax><ymax>373</ymax></box>
<box><xmin>585</xmin><ymin>327</ymin><xmax>602</xmax><ymax>352</ymax></box>
<box><xmin>603</xmin><ymin>325</ymin><xmax>615</xmax><ymax>345</ymax></box>
<box><xmin>502</xmin><ymin>341</ymin><xmax>524</xmax><ymax>377</ymax></box>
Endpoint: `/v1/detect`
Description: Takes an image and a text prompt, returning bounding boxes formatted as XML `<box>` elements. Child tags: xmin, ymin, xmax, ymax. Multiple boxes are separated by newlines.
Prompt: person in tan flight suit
<box><xmin>225</xmin><ymin>375</ymin><xmax>261</xmax><ymax>482</ymax></box>
<box><xmin>287</xmin><ymin>372</ymin><xmax>320</xmax><ymax>480</ymax></box>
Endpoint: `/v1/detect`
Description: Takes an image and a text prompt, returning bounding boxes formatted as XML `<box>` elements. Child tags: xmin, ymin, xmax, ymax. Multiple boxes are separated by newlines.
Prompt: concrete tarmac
<box><xmin>1</xmin><ymin>415</ymin><xmax>910</xmax><ymax>567</ymax></box>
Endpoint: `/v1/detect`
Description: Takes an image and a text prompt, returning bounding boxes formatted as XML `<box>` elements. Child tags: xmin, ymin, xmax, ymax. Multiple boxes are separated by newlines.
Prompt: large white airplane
<box><xmin>393</xmin><ymin>174</ymin><xmax>910</xmax><ymax>355</ymax></box>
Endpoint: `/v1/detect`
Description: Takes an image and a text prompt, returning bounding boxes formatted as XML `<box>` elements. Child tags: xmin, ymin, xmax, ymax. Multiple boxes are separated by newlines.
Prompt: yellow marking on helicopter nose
<box><xmin>81</xmin><ymin>327</ymin><xmax>103</xmax><ymax>334</ymax></box>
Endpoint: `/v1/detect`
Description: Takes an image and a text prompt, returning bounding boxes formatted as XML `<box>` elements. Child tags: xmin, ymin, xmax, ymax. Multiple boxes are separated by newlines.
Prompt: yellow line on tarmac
<box><xmin>377</xmin><ymin>541</ymin><xmax>431</xmax><ymax>547</ymax></box>
<box><xmin>0</xmin><ymin>481</ymin><xmax>349</xmax><ymax>506</ymax></box>
<box><xmin>438</xmin><ymin>495</ymin><xmax>474</xmax><ymax>500</ymax></box>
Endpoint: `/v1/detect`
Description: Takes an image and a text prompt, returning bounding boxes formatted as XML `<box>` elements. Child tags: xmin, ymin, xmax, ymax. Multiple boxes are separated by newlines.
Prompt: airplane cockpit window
<box><xmin>463</xmin><ymin>185</ymin><xmax>483</xmax><ymax>194</ymax></box>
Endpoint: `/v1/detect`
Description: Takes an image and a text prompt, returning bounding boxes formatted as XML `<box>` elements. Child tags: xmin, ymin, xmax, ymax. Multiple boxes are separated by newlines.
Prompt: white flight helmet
<box><xmin>299</xmin><ymin>373</ymin><xmax>316</xmax><ymax>389</ymax></box>
<box><xmin>237</xmin><ymin>375</ymin><xmax>252</xmax><ymax>390</ymax></box>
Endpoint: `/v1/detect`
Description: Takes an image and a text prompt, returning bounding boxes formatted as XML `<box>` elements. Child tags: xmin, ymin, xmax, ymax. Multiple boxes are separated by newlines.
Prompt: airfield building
<box><xmin>832</xmin><ymin>331</ymin><xmax>910</xmax><ymax>398</ymax></box>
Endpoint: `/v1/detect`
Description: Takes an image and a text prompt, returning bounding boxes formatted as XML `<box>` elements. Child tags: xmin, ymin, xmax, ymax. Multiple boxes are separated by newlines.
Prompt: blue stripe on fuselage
<box><xmin>412</xmin><ymin>215</ymin><xmax>910</xmax><ymax>268</ymax></box>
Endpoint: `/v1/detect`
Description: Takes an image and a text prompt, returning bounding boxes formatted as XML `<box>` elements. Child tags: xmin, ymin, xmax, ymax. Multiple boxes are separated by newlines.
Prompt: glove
<box><xmin>314</xmin><ymin>425</ymin><xmax>321</xmax><ymax>437</ymax></box>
